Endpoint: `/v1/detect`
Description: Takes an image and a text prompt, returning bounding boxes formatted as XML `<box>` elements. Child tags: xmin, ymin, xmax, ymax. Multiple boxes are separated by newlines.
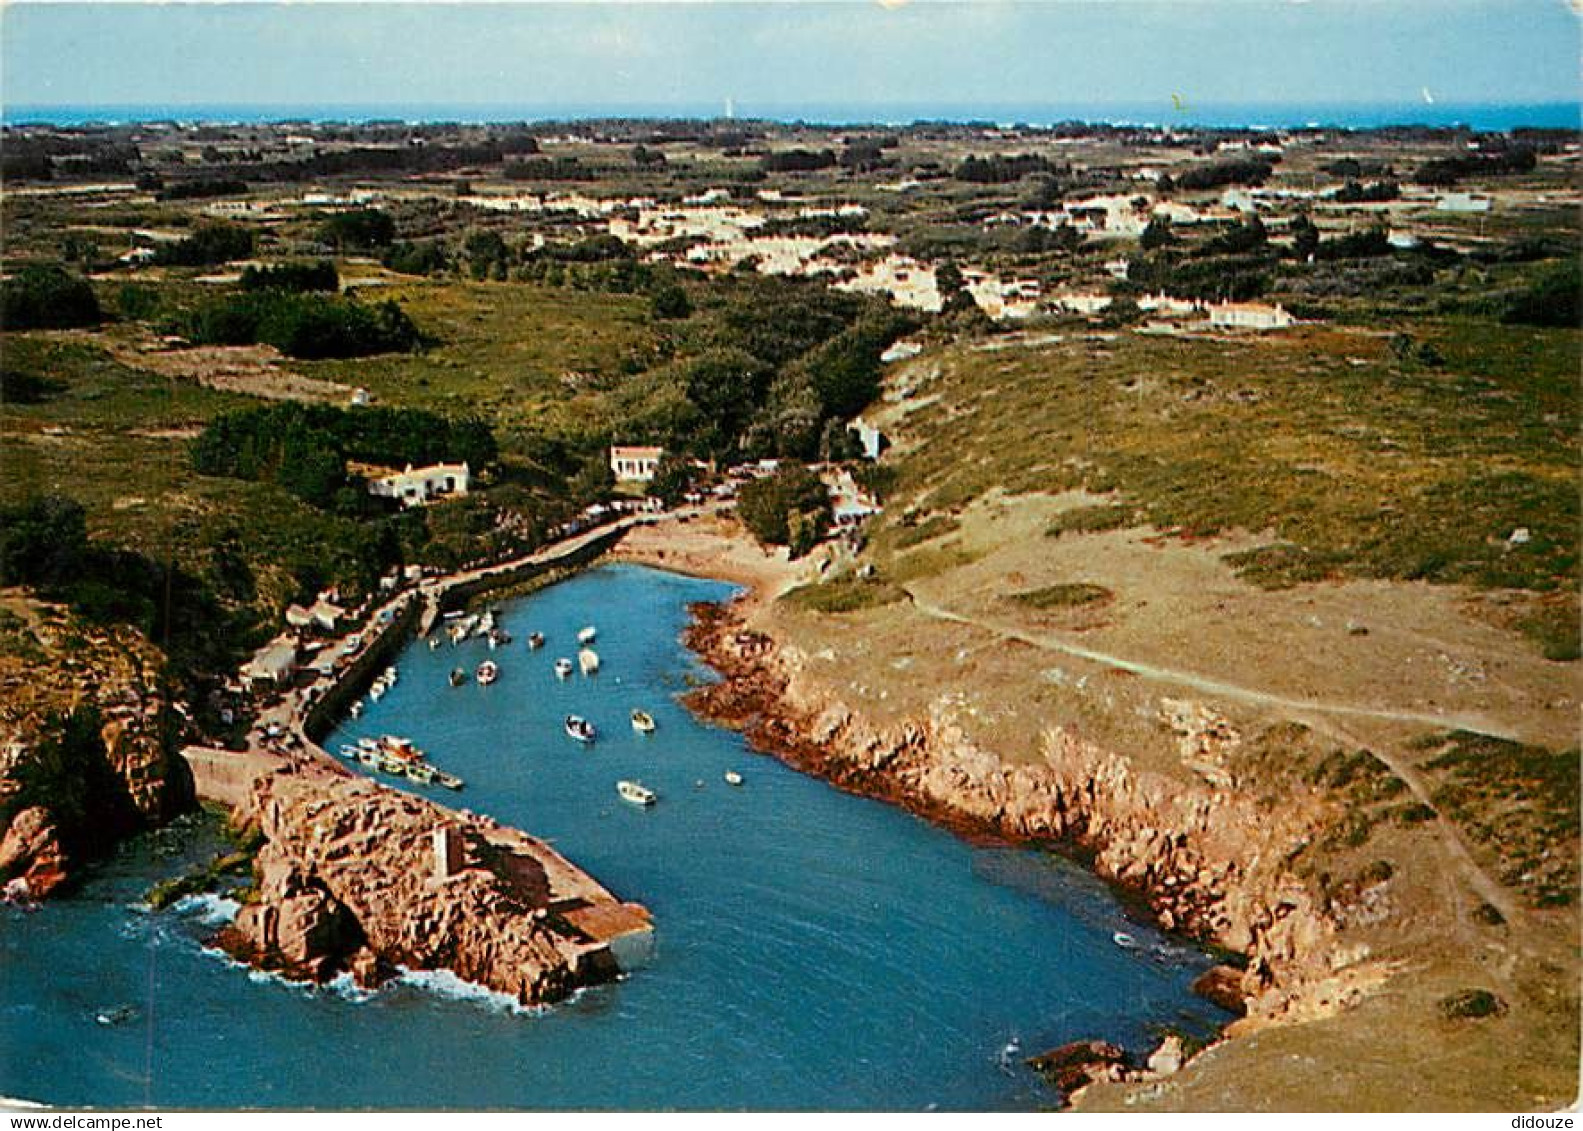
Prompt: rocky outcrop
<box><xmin>218</xmin><ymin>763</ymin><xmax>650</xmax><ymax>1006</ymax></box>
<box><xmin>1026</xmin><ymin>1040</ymin><xmax>1131</xmax><ymax>1094</ymax></box>
<box><xmin>0</xmin><ymin>602</ymin><xmax>192</xmax><ymax>898</ymax></box>
<box><xmin>684</xmin><ymin>599</ymin><xmax>1381</xmax><ymax>1032</ymax></box>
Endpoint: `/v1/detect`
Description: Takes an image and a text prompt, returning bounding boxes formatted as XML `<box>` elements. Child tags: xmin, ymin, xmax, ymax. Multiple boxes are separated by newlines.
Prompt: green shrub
<box><xmin>1009</xmin><ymin>583</ymin><xmax>1114</xmax><ymax>610</ymax></box>
<box><xmin>1438</xmin><ymin>988</ymin><xmax>1505</xmax><ymax>1020</ymax></box>
<box><xmin>1</xmin><ymin>265</ymin><xmax>102</xmax><ymax>330</ymax></box>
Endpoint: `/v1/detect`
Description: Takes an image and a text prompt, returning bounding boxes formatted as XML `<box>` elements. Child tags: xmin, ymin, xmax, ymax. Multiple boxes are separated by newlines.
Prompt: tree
<box><xmin>737</xmin><ymin>463</ymin><xmax>831</xmax><ymax>548</ymax></box>
<box><xmin>647</xmin><ymin>454</ymin><xmax>695</xmax><ymax>507</ymax></box>
<box><xmin>1</xmin><ymin>266</ymin><xmax>102</xmax><ymax>330</ymax></box>
<box><xmin>1140</xmin><ymin>216</ymin><xmax>1175</xmax><ymax>251</ymax></box>
<box><xmin>650</xmin><ymin>284</ymin><xmax>691</xmax><ymax>320</ymax></box>
<box><xmin>1289</xmin><ymin>214</ymin><xmax>1319</xmax><ymax>261</ymax></box>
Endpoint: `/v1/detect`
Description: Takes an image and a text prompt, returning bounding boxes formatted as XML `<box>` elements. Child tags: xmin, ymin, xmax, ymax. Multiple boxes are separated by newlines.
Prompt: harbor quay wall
<box><xmin>434</xmin><ymin>524</ymin><xmax>630</xmax><ymax>619</ymax></box>
<box><xmin>301</xmin><ymin>594</ymin><xmax>422</xmax><ymax>746</ymax></box>
<box><xmin>182</xmin><ymin>744</ymin><xmax>291</xmax><ymax>811</ymax></box>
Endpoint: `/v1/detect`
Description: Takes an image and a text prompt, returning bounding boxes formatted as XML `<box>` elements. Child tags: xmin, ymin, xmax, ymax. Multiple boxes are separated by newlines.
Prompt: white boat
<box><xmin>577</xmin><ymin>626</ymin><xmax>597</xmax><ymax>645</ymax></box>
<box><xmin>554</xmin><ymin>658</ymin><xmax>574</xmax><ymax>679</ymax></box>
<box><xmin>382</xmin><ymin>666</ymin><xmax>398</xmax><ymax>684</ymax></box>
<box><xmin>449</xmin><ymin>667</ymin><xmax>467</xmax><ymax>687</ymax></box>
<box><xmin>527</xmin><ymin>632</ymin><xmax>545</xmax><ymax>650</ymax></box>
<box><xmin>348</xmin><ymin>700</ymin><xmax>363</xmax><ymax>719</ymax></box>
<box><xmin>565</xmin><ymin>715</ymin><xmax>596</xmax><ymax>744</ymax></box>
<box><xmin>368</xmin><ymin>682</ymin><xmax>386</xmax><ymax>702</ymax></box>
<box><xmin>617</xmin><ymin>780</ymin><xmax>656</xmax><ymax>806</ymax></box>
<box><xmin>476</xmin><ymin>660</ymin><xmax>499</xmax><ymax>685</ymax></box>
<box><xmin>338</xmin><ymin>744</ymin><xmax>360</xmax><ymax>759</ymax></box>
<box><xmin>579</xmin><ymin>648</ymin><xmax>600</xmax><ymax>675</ymax></box>
<box><xmin>428</xmin><ymin>638</ymin><xmax>440</xmax><ymax>651</ymax></box>
<box><xmin>630</xmin><ymin>709</ymin><xmax>656</xmax><ymax>734</ymax></box>
<box><xmin>1112</xmin><ymin>931</ymin><xmax>1139</xmax><ymax>949</ymax></box>
<box><xmin>724</xmin><ymin>770</ymin><xmax>743</xmax><ymax>786</ymax></box>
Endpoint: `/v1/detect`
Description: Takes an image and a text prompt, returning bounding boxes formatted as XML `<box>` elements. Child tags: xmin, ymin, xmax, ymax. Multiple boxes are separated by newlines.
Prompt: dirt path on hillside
<box><xmin>901</xmin><ymin>586</ymin><xmax>1521</xmax><ymax>738</ymax></box>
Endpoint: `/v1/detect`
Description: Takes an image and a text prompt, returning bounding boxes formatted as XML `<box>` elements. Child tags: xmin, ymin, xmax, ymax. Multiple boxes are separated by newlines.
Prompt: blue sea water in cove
<box><xmin>0</xmin><ymin>565</ymin><xmax>1229</xmax><ymax>1110</ymax></box>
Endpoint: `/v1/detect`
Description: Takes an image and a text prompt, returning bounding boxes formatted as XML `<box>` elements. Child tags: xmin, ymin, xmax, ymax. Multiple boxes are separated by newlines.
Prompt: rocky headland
<box><xmin>0</xmin><ymin>596</ymin><xmax>191</xmax><ymax>900</ymax></box>
<box><xmin>213</xmin><ymin>760</ymin><xmax>651</xmax><ymax>1006</ymax></box>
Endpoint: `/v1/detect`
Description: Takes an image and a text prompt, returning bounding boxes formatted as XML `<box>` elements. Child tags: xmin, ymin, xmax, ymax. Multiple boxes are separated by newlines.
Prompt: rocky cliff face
<box><xmin>219</xmin><ymin>764</ymin><xmax>649</xmax><ymax>1006</ymax></box>
<box><xmin>685</xmin><ymin>600</ymin><xmax>1386</xmax><ymax>1029</ymax></box>
<box><xmin>0</xmin><ymin>601</ymin><xmax>191</xmax><ymax>900</ymax></box>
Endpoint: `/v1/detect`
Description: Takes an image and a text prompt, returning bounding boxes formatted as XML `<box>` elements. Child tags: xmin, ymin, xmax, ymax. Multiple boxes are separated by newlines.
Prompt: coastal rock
<box><xmin>225</xmin><ymin>765</ymin><xmax>649</xmax><ymax>1006</ymax></box>
<box><xmin>1145</xmin><ymin>1035</ymin><xmax>1185</xmax><ymax>1078</ymax></box>
<box><xmin>1190</xmin><ymin>964</ymin><xmax>1248</xmax><ymax>1016</ymax></box>
<box><xmin>1026</xmin><ymin>1040</ymin><xmax>1130</xmax><ymax>1094</ymax></box>
<box><xmin>0</xmin><ymin>806</ymin><xmax>69</xmax><ymax>899</ymax></box>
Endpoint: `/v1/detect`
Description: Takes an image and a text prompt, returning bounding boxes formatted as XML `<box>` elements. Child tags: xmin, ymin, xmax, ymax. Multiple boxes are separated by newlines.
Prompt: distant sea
<box><xmin>5</xmin><ymin>100</ymin><xmax>1579</xmax><ymax>132</ymax></box>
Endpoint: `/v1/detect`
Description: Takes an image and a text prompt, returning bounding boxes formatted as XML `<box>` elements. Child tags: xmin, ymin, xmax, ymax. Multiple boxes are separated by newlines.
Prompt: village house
<box><xmin>241</xmin><ymin>638</ymin><xmax>299</xmax><ymax>691</ymax></box>
<box><xmin>609</xmin><ymin>445</ymin><xmax>664</xmax><ymax>484</ymax></box>
<box><xmin>366</xmin><ymin>462</ymin><xmax>470</xmax><ymax>508</ymax></box>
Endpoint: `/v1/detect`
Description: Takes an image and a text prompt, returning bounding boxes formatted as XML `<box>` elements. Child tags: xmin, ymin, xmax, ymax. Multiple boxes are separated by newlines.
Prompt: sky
<box><xmin>2</xmin><ymin>1</ymin><xmax>1578</xmax><ymax>115</ymax></box>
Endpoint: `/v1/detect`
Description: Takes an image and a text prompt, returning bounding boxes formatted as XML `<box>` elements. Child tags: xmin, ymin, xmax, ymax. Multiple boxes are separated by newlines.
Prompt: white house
<box><xmin>1207</xmin><ymin>302</ymin><xmax>1295</xmax><ymax>331</ymax></box>
<box><xmin>241</xmin><ymin>639</ymin><xmax>299</xmax><ymax>690</ymax></box>
<box><xmin>367</xmin><ymin>463</ymin><xmax>470</xmax><ymax>508</ymax></box>
<box><xmin>609</xmin><ymin>445</ymin><xmax>664</xmax><ymax>483</ymax></box>
<box><xmin>1436</xmin><ymin>192</ymin><xmax>1492</xmax><ymax>214</ymax></box>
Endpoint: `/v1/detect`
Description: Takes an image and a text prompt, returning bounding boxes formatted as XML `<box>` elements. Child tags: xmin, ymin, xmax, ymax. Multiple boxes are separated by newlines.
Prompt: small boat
<box><xmin>404</xmin><ymin>762</ymin><xmax>437</xmax><ymax>785</ymax></box>
<box><xmin>434</xmin><ymin>770</ymin><xmax>464</xmax><ymax>791</ymax></box>
<box><xmin>428</xmin><ymin>638</ymin><xmax>440</xmax><ymax>651</ymax></box>
<box><xmin>1112</xmin><ymin>931</ymin><xmax>1139</xmax><ymax>949</ymax></box>
<box><xmin>339</xmin><ymin>743</ymin><xmax>360</xmax><ymax>759</ymax></box>
<box><xmin>630</xmin><ymin>709</ymin><xmax>656</xmax><ymax>734</ymax></box>
<box><xmin>617</xmin><ymin>780</ymin><xmax>656</xmax><ymax>806</ymax></box>
<box><xmin>348</xmin><ymin>700</ymin><xmax>363</xmax><ymax>719</ymax></box>
<box><xmin>554</xmin><ymin>658</ymin><xmax>574</xmax><ymax>679</ymax></box>
<box><xmin>449</xmin><ymin>667</ymin><xmax>467</xmax><ymax>687</ymax></box>
<box><xmin>565</xmin><ymin>715</ymin><xmax>596</xmax><ymax>744</ymax></box>
<box><xmin>579</xmin><ymin>648</ymin><xmax>600</xmax><ymax>675</ymax></box>
<box><xmin>95</xmin><ymin>1005</ymin><xmax>138</xmax><ymax>1027</ymax></box>
<box><xmin>476</xmin><ymin>660</ymin><xmax>499</xmax><ymax>685</ymax></box>
<box><xmin>382</xmin><ymin>666</ymin><xmax>398</xmax><ymax>684</ymax></box>
<box><xmin>724</xmin><ymin>770</ymin><xmax>744</xmax><ymax>786</ymax></box>
<box><xmin>527</xmin><ymin>632</ymin><xmax>545</xmax><ymax>650</ymax></box>
<box><xmin>578</xmin><ymin>626</ymin><xmax>597</xmax><ymax>645</ymax></box>
<box><xmin>368</xmin><ymin>682</ymin><xmax>386</xmax><ymax>702</ymax></box>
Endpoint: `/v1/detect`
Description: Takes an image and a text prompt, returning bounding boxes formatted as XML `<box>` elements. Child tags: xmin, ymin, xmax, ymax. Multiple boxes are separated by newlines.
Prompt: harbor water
<box><xmin>1</xmin><ymin>564</ymin><xmax>1229</xmax><ymax>1110</ymax></box>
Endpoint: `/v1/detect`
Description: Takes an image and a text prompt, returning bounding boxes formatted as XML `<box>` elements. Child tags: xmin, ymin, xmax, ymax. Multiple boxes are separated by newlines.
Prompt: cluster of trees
<box><xmin>0</xmin><ymin>494</ymin><xmax>234</xmax><ymax>682</ymax></box>
<box><xmin>954</xmin><ymin>153</ymin><xmax>1056</xmax><ymax>184</ymax></box>
<box><xmin>183</xmin><ymin>292</ymin><xmax>421</xmax><ymax>359</ymax></box>
<box><xmin>736</xmin><ymin>463</ymin><xmax>832</xmax><ymax>557</ymax></box>
<box><xmin>239</xmin><ymin>260</ymin><xmax>339</xmax><ymax>293</ymax></box>
<box><xmin>152</xmin><ymin>224</ymin><xmax>255</xmax><ymax>267</ymax></box>
<box><xmin>317</xmin><ymin>208</ymin><xmax>396</xmax><ymax>251</ymax></box>
<box><xmin>382</xmin><ymin>240</ymin><xmax>450</xmax><ymax>277</ymax></box>
<box><xmin>611</xmin><ymin>276</ymin><xmax>915</xmax><ymax>463</ymax></box>
<box><xmin>1416</xmin><ymin>145</ymin><xmax>1536</xmax><ymax>187</ymax></box>
<box><xmin>192</xmin><ymin>403</ymin><xmax>497</xmax><ymax>511</ymax></box>
<box><xmin>761</xmin><ymin>148</ymin><xmax>838</xmax><ymax>173</ymax></box>
<box><xmin>1</xmin><ymin>265</ymin><xmax>102</xmax><ymax>330</ymax></box>
<box><xmin>152</xmin><ymin>177</ymin><xmax>250</xmax><ymax>202</ymax></box>
<box><xmin>503</xmin><ymin>156</ymin><xmax>592</xmax><ymax>181</ymax></box>
<box><xmin>1171</xmin><ymin>157</ymin><xmax>1275</xmax><ymax>191</ymax></box>
<box><xmin>1332</xmin><ymin>179</ymin><xmax>1400</xmax><ymax>204</ymax></box>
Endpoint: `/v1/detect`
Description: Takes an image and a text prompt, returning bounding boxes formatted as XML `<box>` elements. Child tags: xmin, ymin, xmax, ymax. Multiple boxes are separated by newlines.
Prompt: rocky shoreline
<box><xmin>679</xmin><ymin>594</ymin><xmax>1394</xmax><ymax>1100</ymax></box>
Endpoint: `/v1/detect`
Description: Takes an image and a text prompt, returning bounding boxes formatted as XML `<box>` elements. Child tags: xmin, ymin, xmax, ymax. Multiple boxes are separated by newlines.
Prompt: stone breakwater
<box><xmin>217</xmin><ymin>762</ymin><xmax>651</xmax><ymax>1006</ymax></box>
<box><xmin>682</xmin><ymin>600</ymin><xmax>1396</xmax><ymax>1077</ymax></box>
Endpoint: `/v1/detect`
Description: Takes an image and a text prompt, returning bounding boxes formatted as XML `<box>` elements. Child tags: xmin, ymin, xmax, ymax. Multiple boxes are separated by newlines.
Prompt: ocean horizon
<box><xmin>5</xmin><ymin>99</ymin><xmax>1579</xmax><ymax>132</ymax></box>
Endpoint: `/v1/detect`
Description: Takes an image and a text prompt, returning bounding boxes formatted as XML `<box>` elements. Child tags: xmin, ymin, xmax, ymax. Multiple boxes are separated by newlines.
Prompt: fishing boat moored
<box><xmin>577</xmin><ymin>626</ymin><xmax>597</xmax><ymax>645</ymax></box>
<box><xmin>630</xmin><ymin>709</ymin><xmax>656</xmax><ymax>734</ymax></box>
<box><xmin>554</xmin><ymin>657</ymin><xmax>574</xmax><ymax>679</ymax></box>
<box><xmin>527</xmin><ymin>632</ymin><xmax>545</xmax><ymax>650</ymax></box>
<box><xmin>724</xmin><ymin>770</ymin><xmax>744</xmax><ymax>786</ymax></box>
<box><xmin>449</xmin><ymin>667</ymin><xmax>467</xmax><ymax>687</ymax></box>
<box><xmin>476</xmin><ymin>660</ymin><xmax>499</xmax><ymax>685</ymax></box>
<box><xmin>579</xmin><ymin>647</ymin><xmax>600</xmax><ymax>675</ymax></box>
<box><xmin>617</xmin><ymin>780</ymin><xmax>656</xmax><ymax>806</ymax></box>
<box><xmin>564</xmin><ymin>715</ymin><xmax>596</xmax><ymax>744</ymax></box>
